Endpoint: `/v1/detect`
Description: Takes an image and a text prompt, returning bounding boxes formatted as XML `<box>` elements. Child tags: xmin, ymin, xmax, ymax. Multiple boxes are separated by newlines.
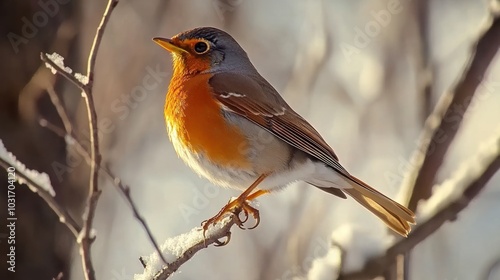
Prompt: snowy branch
<box><xmin>404</xmin><ymin>11</ymin><xmax>500</xmax><ymax>211</ymax></box>
<box><xmin>0</xmin><ymin>140</ymin><xmax>81</xmax><ymax>237</ymax></box>
<box><xmin>41</xmin><ymin>52</ymin><xmax>89</xmax><ymax>92</ymax></box>
<box><xmin>339</xmin><ymin>131</ymin><xmax>500</xmax><ymax>280</ymax></box>
<box><xmin>135</xmin><ymin>215</ymin><xmax>239</xmax><ymax>280</ymax></box>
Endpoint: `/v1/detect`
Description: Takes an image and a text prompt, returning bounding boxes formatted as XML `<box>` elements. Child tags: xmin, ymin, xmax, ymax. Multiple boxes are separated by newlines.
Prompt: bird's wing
<box><xmin>209</xmin><ymin>72</ymin><xmax>350</xmax><ymax>178</ymax></box>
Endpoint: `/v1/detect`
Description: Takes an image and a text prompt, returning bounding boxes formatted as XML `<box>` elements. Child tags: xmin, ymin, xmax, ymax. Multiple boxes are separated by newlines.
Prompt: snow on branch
<box><xmin>0</xmin><ymin>139</ymin><xmax>81</xmax><ymax>237</ymax></box>
<box><xmin>0</xmin><ymin>140</ymin><xmax>54</xmax><ymax>196</ymax></box>
<box><xmin>338</xmin><ymin>130</ymin><xmax>500</xmax><ymax>280</ymax></box>
<box><xmin>135</xmin><ymin>215</ymin><xmax>238</xmax><ymax>280</ymax></box>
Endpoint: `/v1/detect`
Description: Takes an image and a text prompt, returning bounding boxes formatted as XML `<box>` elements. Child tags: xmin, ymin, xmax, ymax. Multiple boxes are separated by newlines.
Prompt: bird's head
<box><xmin>153</xmin><ymin>27</ymin><xmax>254</xmax><ymax>76</ymax></box>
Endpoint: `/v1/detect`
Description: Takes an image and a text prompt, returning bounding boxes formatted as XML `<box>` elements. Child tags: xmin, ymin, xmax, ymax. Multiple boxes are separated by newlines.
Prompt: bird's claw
<box><xmin>213</xmin><ymin>231</ymin><xmax>231</xmax><ymax>247</ymax></box>
<box><xmin>201</xmin><ymin>198</ymin><xmax>261</xmax><ymax>241</ymax></box>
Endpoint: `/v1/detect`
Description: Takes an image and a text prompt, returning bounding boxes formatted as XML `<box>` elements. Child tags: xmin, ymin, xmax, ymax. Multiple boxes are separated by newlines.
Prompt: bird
<box><xmin>153</xmin><ymin>27</ymin><xmax>415</xmax><ymax>239</ymax></box>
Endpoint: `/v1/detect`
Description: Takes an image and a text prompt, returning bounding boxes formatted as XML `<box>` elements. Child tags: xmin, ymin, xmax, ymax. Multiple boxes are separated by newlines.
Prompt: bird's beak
<box><xmin>153</xmin><ymin>37</ymin><xmax>188</xmax><ymax>54</ymax></box>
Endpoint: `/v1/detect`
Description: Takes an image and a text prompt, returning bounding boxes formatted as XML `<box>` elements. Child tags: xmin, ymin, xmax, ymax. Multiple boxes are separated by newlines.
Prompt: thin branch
<box><xmin>78</xmin><ymin>1</ymin><xmax>118</xmax><ymax>280</ymax></box>
<box><xmin>414</xmin><ymin>0</ymin><xmax>433</xmax><ymax>125</ymax></box>
<box><xmin>53</xmin><ymin>272</ymin><xmax>64</xmax><ymax>280</ymax></box>
<box><xmin>40</xmin><ymin>53</ymin><xmax>88</xmax><ymax>92</ymax></box>
<box><xmin>40</xmin><ymin>117</ymin><xmax>168</xmax><ymax>264</ymax></box>
<box><xmin>41</xmin><ymin>0</ymin><xmax>119</xmax><ymax>279</ymax></box>
<box><xmin>135</xmin><ymin>215</ymin><xmax>238</xmax><ymax>280</ymax></box>
<box><xmin>339</xmin><ymin>134</ymin><xmax>500</xmax><ymax>280</ymax></box>
<box><xmin>46</xmin><ymin>86</ymin><xmax>73</xmax><ymax>135</ymax></box>
<box><xmin>405</xmin><ymin>13</ymin><xmax>500</xmax><ymax>211</ymax></box>
<box><xmin>0</xmin><ymin>158</ymin><xmax>81</xmax><ymax>238</ymax></box>
<box><xmin>104</xmin><ymin>168</ymin><xmax>169</xmax><ymax>264</ymax></box>
<box><xmin>85</xmin><ymin>0</ymin><xmax>119</xmax><ymax>85</ymax></box>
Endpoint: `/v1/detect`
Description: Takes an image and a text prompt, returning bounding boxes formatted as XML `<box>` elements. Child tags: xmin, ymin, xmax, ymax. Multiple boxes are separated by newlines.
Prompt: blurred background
<box><xmin>1</xmin><ymin>0</ymin><xmax>499</xmax><ymax>279</ymax></box>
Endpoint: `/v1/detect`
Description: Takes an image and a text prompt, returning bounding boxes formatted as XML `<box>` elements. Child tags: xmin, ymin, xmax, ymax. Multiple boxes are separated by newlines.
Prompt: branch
<box><xmin>40</xmin><ymin>118</ymin><xmax>168</xmax><ymax>264</ymax></box>
<box><xmin>46</xmin><ymin>86</ymin><xmax>73</xmax><ymax>135</ymax></box>
<box><xmin>0</xmin><ymin>143</ymin><xmax>81</xmax><ymax>238</ymax></box>
<box><xmin>104</xmin><ymin>168</ymin><xmax>168</xmax><ymax>264</ymax></box>
<box><xmin>404</xmin><ymin>13</ymin><xmax>500</xmax><ymax>211</ymax></box>
<box><xmin>40</xmin><ymin>53</ymin><xmax>88</xmax><ymax>92</ymax></box>
<box><xmin>135</xmin><ymin>215</ymin><xmax>239</xmax><ymax>280</ymax></box>
<box><xmin>41</xmin><ymin>1</ymin><xmax>119</xmax><ymax>279</ymax></box>
<box><xmin>339</xmin><ymin>132</ymin><xmax>500</xmax><ymax>280</ymax></box>
<box><xmin>78</xmin><ymin>1</ymin><xmax>118</xmax><ymax>279</ymax></box>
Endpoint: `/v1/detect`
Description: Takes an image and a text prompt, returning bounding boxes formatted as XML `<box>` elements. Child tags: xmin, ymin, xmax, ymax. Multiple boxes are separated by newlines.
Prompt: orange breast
<box><xmin>165</xmin><ymin>73</ymin><xmax>250</xmax><ymax>168</ymax></box>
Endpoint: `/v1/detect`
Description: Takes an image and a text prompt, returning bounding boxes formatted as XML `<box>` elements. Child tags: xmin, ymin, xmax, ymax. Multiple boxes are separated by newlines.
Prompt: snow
<box><xmin>75</xmin><ymin>73</ymin><xmax>90</xmax><ymax>85</ymax></box>
<box><xmin>45</xmin><ymin>52</ymin><xmax>73</xmax><ymax>75</ymax></box>
<box><xmin>0</xmin><ymin>139</ymin><xmax>55</xmax><ymax>196</ymax></box>
<box><xmin>417</xmin><ymin>128</ymin><xmax>500</xmax><ymax>221</ymax></box>
<box><xmin>134</xmin><ymin>216</ymin><xmax>233</xmax><ymax>280</ymax></box>
<box><xmin>44</xmin><ymin>52</ymin><xmax>89</xmax><ymax>85</ymax></box>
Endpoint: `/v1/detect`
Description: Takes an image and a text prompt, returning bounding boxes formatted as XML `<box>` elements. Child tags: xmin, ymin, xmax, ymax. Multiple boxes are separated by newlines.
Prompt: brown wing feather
<box><xmin>209</xmin><ymin>72</ymin><xmax>349</xmax><ymax>178</ymax></box>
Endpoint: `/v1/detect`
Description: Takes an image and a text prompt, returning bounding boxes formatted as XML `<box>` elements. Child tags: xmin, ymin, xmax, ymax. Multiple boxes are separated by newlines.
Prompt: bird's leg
<box><xmin>236</xmin><ymin>189</ymin><xmax>269</xmax><ymax>229</ymax></box>
<box><xmin>202</xmin><ymin>174</ymin><xmax>269</xmax><ymax>239</ymax></box>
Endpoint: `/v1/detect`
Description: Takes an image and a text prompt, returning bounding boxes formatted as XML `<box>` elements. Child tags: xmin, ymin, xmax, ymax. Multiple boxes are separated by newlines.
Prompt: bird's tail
<box><xmin>343</xmin><ymin>175</ymin><xmax>416</xmax><ymax>237</ymax></box>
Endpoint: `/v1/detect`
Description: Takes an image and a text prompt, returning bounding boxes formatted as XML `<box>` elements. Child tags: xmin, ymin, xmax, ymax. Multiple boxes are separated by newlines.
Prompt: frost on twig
<box><xmin>0</xmin><ymin>139</ymin><xmax>54</xmax><ymax>196</ymax></box>
<box><xmin>44</xmin><ymin>52</ymin><xmax>89</xmax><ymax>85</ymax></box>
<box><xmin>135</xmin><ymin>215</ymin><xmax>238</xmax><ymax>280</ymax></box>
<box><xmin>44</xmin><ymin>52</ymin><xmax>73</xmax><ymax>75</ymax></box>
<box><xmin>0</xmin><ymin>139</ymin><xmax>81</xmax><ymax>237</ymax></box>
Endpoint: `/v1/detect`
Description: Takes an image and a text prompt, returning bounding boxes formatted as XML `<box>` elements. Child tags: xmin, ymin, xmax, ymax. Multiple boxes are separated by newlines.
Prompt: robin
<box><xmin>153</xmin><ymin>27</ymin><xmax>415</xmax><ymax>238</ymax></box>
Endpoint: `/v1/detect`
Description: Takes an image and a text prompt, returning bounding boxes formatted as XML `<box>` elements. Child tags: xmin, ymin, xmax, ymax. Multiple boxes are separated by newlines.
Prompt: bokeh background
<box><xmin>1</xmin><ymin>0</ymin><xmax>499</xmax><ymax>279</ymax></box>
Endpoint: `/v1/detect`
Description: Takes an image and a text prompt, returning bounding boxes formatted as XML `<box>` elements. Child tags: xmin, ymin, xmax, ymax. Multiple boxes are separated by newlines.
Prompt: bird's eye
<box><xmin>194</xmin><ymin>41</ymin><xmax>209</xmax><ymax>54</ymax></box>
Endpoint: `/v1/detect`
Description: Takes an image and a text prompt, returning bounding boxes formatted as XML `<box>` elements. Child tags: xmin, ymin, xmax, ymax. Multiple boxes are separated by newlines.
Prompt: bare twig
<box><xmin>339</xmin><ymin>134</ymin><xmax>500</xmax><ymax>280</ymax></box>
<box><xmin>0</xmin><ymin>158</ymin><xmax>81</xmax><ymax>238</ymax></box>
<box><xmin>85</xmin><ymin>0</ymin><xmax>119</xmax><ymax>86</ymax></box>
<box><xmin>46</xmin><ymin>86</ymin><xmax>73</xmax><ymax>135</ymax></box>
<box><xmin>414</xmin><ymin>0</ymin><xmax>433</xmax><ymax>124</ymax></box>
<box><xmin>77</xmin><ymin>1</ymin><xmax>118</xmax><ymax>279</ymax></box>
<box><xmin>53</xmin><ymin>272</ymin><xmax>64</xmax><ymax>280</ymax></box>
<box><xmin>104</xmin><ymin>168</ymin><xmax>169</xmax><ymax>264</ymax></box>
<box><xmin>405</xmin><ymin>13</ymin><xmax>500</xmax><ymax>211</ymax></box>
<box><xmin>39</xmin><ymin>117</ymin><xmax>168</xmax><ymax>264</ymax></box>
<box><xmin>135</xmin><ymin>215</ymin><xmax>238</xmax><ymax>280</ymax></box>
<box><xmin>41</xmin><ymin>1</ymin><xmax>119</xmax><ymax>279</ymax></box>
